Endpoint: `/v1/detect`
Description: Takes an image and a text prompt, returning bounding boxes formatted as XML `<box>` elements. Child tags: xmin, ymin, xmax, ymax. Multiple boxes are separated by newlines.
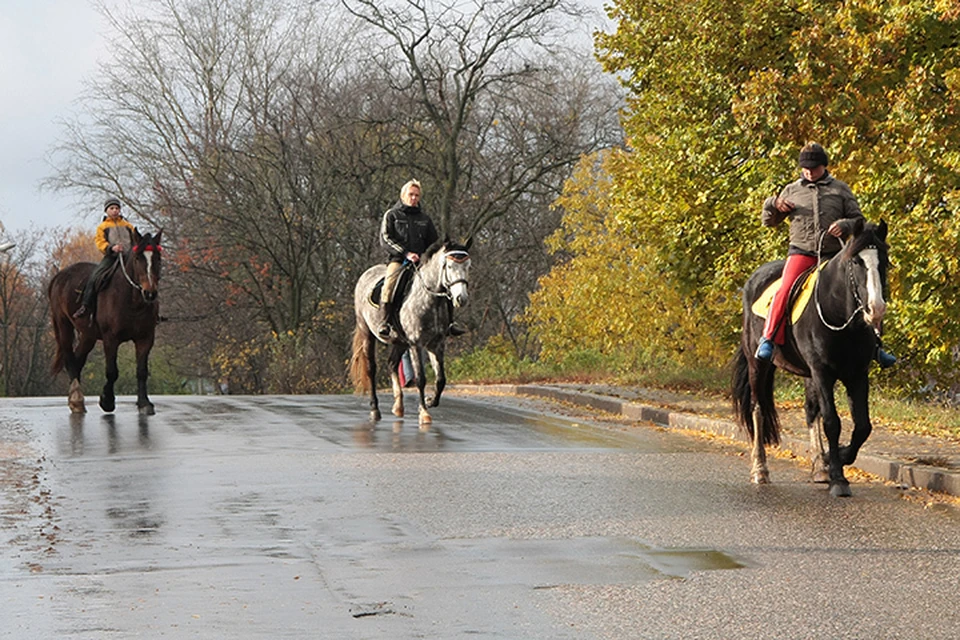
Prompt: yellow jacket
<box><xmin>94</xmin><ymin>216</ymin><xmax>136</xmax><ymax>255</ymax></box>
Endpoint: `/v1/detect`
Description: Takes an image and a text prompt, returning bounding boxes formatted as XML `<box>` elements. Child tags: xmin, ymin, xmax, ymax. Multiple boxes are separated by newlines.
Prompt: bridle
<box><xmin>814</xmin><ymin>232</ymin><xmax>874</xmax><ymax>332</ymax></box>
<box><xmin>416</xmin><ymin>249</ymin><xmax>470</xmax><ymax>298</ymax></box>
<box><xmin>118</xmin><ymin>243</ymin><xmax>161</xmax><ymax>300</ymax></box>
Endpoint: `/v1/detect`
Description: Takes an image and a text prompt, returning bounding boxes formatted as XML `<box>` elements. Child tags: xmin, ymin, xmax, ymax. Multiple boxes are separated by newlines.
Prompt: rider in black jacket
<box><xmin>378</xmin><ymin>180</ymin><xmax>464</xmax><ymax>339</ymax></box>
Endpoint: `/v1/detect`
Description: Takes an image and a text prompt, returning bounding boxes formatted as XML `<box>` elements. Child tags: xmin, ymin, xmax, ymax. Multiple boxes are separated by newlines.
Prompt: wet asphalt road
<box><xmin>1</xmin><ymin>392</ymin><xmax>960</xmax><ymax>639</ymax></box>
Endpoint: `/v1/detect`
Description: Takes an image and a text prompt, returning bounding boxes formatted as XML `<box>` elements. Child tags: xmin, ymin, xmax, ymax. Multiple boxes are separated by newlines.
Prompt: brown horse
<box><xmin>48</xmin><ymin>230</ymin><xmax>163</xmax><ymax>415</ymax></box>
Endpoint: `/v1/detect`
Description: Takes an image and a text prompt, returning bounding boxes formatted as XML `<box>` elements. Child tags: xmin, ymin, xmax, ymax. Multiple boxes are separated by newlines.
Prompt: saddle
<box><xmin>368</xmin><ymin>264</ymin><xmax>415</xmax><ymax>310</ymax></box>
<box><xmin>751</xmin><ymin>261</ymin><xmax>828</xmax><ymax>323</ymax></box>
<box><xmin>72</xmin><ymin>259</ymin><xmax>121</xmax><ymax>305</ymax></box>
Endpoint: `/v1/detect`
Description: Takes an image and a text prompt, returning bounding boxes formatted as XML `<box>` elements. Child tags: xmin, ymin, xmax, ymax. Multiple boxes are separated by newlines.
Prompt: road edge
<box><xmin>451</xmin><ymin>383</ymin><xmax>960</xmax><ymax>498</ymax></box>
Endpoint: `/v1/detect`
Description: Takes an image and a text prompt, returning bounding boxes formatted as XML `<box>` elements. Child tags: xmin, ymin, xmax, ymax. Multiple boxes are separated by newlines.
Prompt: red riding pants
<box><xmin>763</xmin><ymin>254</ymin><xmax>817</xmax><ymax>345</ymax></box>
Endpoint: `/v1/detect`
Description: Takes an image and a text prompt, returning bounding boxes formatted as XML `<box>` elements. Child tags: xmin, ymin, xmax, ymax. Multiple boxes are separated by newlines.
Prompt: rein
<box><xmin>118</xmin><ymin>246</ymin><xmax>158</xmax><ymax>299</ymax></box>
<box><xmin>814</xmin><ymin>232</ymin><xmax>866</xmax><ymax>332</ymax></box>
<box><xmin>118</xmin><ymin>250</ymin><xmax>142</xmax><ymax>291</ymax></box>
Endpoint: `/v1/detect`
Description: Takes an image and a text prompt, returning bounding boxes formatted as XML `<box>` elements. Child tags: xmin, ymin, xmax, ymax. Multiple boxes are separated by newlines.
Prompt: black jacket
<box><xmin>379</xmin><ymin>201</ymin><xmax>439</xmax><ymax>261</ymax></box>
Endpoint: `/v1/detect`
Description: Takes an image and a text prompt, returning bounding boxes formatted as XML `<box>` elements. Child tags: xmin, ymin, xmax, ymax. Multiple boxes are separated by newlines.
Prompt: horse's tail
<box><xmin>731</xmin><ymin>346</ymin><xmax>751</xmax><ymax>430</ymax></box>
<box><xmin>48</xmin><ymin>275</ymin><xmax>68</xmax><ymax>376</ymax></box>
<box><xmin>349</xmin><ymin>319</ymin><xmax>372</xmax><ymax>392</ymax></box>
<box><xmin>731</xmin><ymin>345</ymin><xmax>780</xmax><ymax>446</ymax></box>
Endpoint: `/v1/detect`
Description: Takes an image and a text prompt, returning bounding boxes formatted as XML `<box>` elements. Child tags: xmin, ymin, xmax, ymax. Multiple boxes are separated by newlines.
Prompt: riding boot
<box><xmin>448</xmin><ymin>321</ymin><xmax>467</xmax><ymax>337</ymax></box>
<box><xmin>755</xmin><ymin>337</ymin><xmax>775</xmax><ymax>362</ymax></box>
<box><xmin>73</xmin><ymin>288</ymin><xmax>95</xmax><ymax>319</ymax></box>
<box><xmin>876</xmin><ymin>346</ymin><xmax>897</xmax><ymax>369</ymax></box>
<box><xmin>377</xmin><ymin>302</ymin><xmax>394</xmax><ymax>339</ymax></box>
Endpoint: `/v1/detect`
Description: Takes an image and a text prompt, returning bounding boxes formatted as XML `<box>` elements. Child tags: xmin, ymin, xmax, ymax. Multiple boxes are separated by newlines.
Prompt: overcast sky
<box><xmin>0</xmin><ymin>0</ymin><xmax>613</xmax><ymax>241</ymax></box>
<box><xmin>0</xmin><ymin>1</ymin><xmax>114</xmax><ymax>237</ymax></box>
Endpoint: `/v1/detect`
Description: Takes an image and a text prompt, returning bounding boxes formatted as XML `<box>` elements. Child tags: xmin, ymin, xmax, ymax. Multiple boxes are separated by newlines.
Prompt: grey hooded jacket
<box><xmin>761</xmin><ymin>172</ymin><xmax>864</xmax><ymax>256</ymax></box>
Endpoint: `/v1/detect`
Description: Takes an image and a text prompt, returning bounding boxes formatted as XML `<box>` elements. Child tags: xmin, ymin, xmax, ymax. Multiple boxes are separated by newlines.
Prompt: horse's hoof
<box><xmin>419</xmin><ymin>410</ymin><xmax>432</xmax><ymax>425</ymax></box>
<box><xmin>811</xmin><ymin>469</ymin><xmax>830</xmax><ymax>484</ymax></box>
<box><xmin>751</xmin><ymin>470</ymin><xmax>770</xmax><ymax>484</ymax></box>
<box><xmin>392</xmin><ymin>406</ymin><xmax>404</xmax><ymax>417</ymax></box>
<box><xmin>830</xmin><ymin>482</ymin><xmax>852</xmax><ymax>498</ymax></box>
<box><xmin>68</xmin><ymin>380</ymin><xmax>85</xmax><ymax>413</ymax></box>
<box><xmin>811</xmin><ymin>458</ymin><xmax>830</xmax><ymax>483</ymax></box>
<box><xmin>99</xmin><ymin>397</ymin><xmax>116</xmax><ymax>413</ymax></box>
<box><xmin>371</xmin><ymin>409</ymin><xmax>382</xmax><ymax>422</ymax></box>
<box><xmin>138</xmin><ymin>403</ymin><xmax>155</xmax><ymax>416</ymax></box>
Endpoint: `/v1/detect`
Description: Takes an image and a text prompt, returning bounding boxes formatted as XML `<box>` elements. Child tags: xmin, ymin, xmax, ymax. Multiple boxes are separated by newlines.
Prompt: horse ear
<box><xmin>134</xmin><ymin>228</ymin><xmax>143</xmax><ymax>244</ymax></box>
<box><xmin>876</xmin><ymin>220</ymin><xmax>887</xmax><ymax>243</ymax></box>
<box><xmin>154</xmin><ymin>229</ymin><xmax>164</xmax><ymax>246</ymax></box>
<box><xmin>464</xmin><ymin>236</ymin><xmax>473</xmax><ymax>251</ymax></box>
<box><xmin>850</xmin><ymin>217</ymin><xmax>865</xmax><ymax>237</ymax></box>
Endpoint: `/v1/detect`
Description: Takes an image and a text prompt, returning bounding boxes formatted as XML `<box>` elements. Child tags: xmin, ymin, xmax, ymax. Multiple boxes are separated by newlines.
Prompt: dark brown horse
<box><xmin>48</xmin><ymin>230</ymin><xmax>163</xmax><ymax>415</ymax></box>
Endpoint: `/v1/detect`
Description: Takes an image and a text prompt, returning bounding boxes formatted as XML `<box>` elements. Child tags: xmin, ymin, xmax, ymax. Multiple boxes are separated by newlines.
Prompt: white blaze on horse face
<box><xmin>444</xmin><ymin>253</ymin><xmax>471</xmax><ymax>308</ymax></box>
<box><xmin>450</xmin><ymin>280</ymin><xmax>468</xmax><ymax>308</ymax></box>
<box><xmin>860</xmin><ymin>248</ymin><xmax>886</xmax><ymax>329</ymax></box>
<box><xmin>144</xmin><ymin>251</ymin><xmax>156</xmax><ymax>289</ymax></box>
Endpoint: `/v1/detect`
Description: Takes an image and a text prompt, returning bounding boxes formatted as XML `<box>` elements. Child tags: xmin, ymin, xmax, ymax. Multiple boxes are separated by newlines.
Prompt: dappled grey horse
<box><xmin>350</xmin><ymin>239</ymin><xmax>471</xmax><ymax>424</ymax></box>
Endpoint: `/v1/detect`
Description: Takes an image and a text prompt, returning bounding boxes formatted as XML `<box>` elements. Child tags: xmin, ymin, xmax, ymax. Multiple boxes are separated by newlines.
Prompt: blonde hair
<box><xmin>400</xmin><ymin>180</ymin><xmax>422</xmax><ymax>201</ymax></box>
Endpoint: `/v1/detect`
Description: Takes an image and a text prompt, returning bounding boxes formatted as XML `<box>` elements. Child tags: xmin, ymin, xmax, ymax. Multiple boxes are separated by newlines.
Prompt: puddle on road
<box><xmin>640</xmin><ymin>548</ymin><xmax>746</xmax><ymax>577</ymax></box>
<box><xmin>432</xmin><ymin>537</ymin><xmax>747</xmax><ymax>586</ymax></box>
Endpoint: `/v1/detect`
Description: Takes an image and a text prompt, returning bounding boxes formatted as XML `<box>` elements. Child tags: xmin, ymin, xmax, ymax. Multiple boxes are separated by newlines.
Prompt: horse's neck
<box><xmin>114</xmin><ymin>254</ymin><xmax>148</xmax><ymax>304</ymax></box>
<box><xmin>408</xmin><ymin>259</ymin><xmax>442</xmax><ymax>303</ymax></box>
<box><xmin>115</xmin><ymin>254</ymin><xmax>135</xmax><ymax>292</ymax></box>
<box><xmin>818</xmin><ymin>257</ymin><xmax>860</xmax><ymax>316</ymax></box>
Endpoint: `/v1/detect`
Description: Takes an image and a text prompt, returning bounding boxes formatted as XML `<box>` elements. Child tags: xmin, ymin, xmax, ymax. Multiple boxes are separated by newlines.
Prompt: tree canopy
<box><xmin>526</xmin><ymin>0</ymin><xmax>960</xmax><ymax>391</ymax></box>
<box><xmin>44</xmin><ymin>0</ymin><xmax>622</xmax><ymax>392</ymax></box>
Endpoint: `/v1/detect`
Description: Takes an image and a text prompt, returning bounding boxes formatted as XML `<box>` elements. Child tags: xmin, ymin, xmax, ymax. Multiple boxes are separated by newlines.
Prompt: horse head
<box><xmin>841</xmin><ymin>220</ymin><xmax>889</xmax><ymax>331</ymax></box>
<box><xmin>423</xmin><ymin>237</ymin><xmax>471</xmax><ymax>309</ymax></box>
<box><xmin>130</xmin><ymin>229</ymin><xmax>163</xmax><ymax>303</ymax></box>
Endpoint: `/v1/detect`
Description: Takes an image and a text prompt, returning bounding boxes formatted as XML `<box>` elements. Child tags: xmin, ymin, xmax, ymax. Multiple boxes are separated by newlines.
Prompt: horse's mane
<box><xmin>423</xmin><ymin>238</ymin><xmax>469</xmax><ymax>263</ymax></box>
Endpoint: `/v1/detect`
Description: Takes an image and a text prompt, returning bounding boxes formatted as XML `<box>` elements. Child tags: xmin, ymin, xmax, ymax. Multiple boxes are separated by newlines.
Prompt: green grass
<box><xmin>448</xmin><ymin>341</ymin><xmax>960</xmax><ymax>442</ymax></box>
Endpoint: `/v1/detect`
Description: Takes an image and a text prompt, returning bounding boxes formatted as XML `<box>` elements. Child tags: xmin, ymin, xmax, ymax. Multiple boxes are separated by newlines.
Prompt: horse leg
<box><xmin>750</xmin><ymin>405</ymin><xmax>769</xmax><ymax>484</ymax></box>
<box><xmin>812</xmin><ymin>372</ymin><xmax>851</xmax><ymax>497</ymax></box>
<box><xmin>135</xmin><ymin>336</ymin><xmax>155</xmax><ymax>415</ymax></box>
<box><xmin>805</xmin><ymin>379</ymin><xmax>829</xmax><ymax>483</ymax></box>
<box><xmin>425</xmin><ymin>347</ymin><xmax>444</xmax><ymax>408</ymax></box>
<box><xmin>366</xmin><ymin>329</ymin><xmax>381</xmax><ymax>421</ymax></box>
<box><xmin>65</xmin><ymin>327</ymin><xmax>97</xmax><ymax>414</ymax></box>
<box><xmin>839</xmin><ymin>376</ymin><xmax>872</xmax><ymax>466</ymax></box>
<box><xmin>68</xmin><ymin>380</ymin><xmax>86</xmax><ymax>414</ymax></box>
<box><xmin>388</xmin><ymin>345</ymin><xmax>404</xmax><ymax>418</ymax></box>
<box><xmin>748</xmin><ymin>360</ymin><xmax>775</xmax><ymax>484</ymax></box>
<box><xmin>409</xmin><ymin>347</ymin><xmax>431</xmax><ymax>425</ymax></box>
<box><xmin>100</xmin><ymin>337</ymin><xmax>119</xmax><ymax>413</ymax></box>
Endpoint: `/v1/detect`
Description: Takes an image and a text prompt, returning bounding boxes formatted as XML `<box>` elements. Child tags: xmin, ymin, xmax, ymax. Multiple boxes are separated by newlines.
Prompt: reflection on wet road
<box><xmin>1</xmin><ymin>393</ymin><xmax>959</xmax><ymax>639</ymax></box>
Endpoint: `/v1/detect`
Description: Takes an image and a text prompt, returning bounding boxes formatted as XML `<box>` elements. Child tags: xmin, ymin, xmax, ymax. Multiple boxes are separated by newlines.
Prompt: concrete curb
<box><xmin>453</xmin><ymin>383</ymin><xmax>960</xmax><ymax>498</ymax></box>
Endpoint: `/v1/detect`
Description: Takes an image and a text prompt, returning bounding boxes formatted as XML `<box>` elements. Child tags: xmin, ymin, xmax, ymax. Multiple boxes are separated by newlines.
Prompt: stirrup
<box><xmin>755</xmin><ymin>338</ymin><xmax>775</xmax><ymax>362</ymax></box>
<box><xmin>72</xmin><ymin>305</ymin><xmax>88</xmax><ymax>319</ymax></box>
<box><xmin>448</xmin><ymin>322</ymin><xmax>466</xmax><ymax>337</ymax></box>
<box><xmin>377</xmin><ymin>323</ymin><xmax>392</xmax><ymax>338</ymax></box>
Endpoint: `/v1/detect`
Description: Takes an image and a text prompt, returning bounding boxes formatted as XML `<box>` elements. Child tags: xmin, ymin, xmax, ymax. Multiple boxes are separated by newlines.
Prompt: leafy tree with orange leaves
<box><xmin>532</xmin><ymin>0</ymin><xmax>960</xmax><ymax>391</ymax></box>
